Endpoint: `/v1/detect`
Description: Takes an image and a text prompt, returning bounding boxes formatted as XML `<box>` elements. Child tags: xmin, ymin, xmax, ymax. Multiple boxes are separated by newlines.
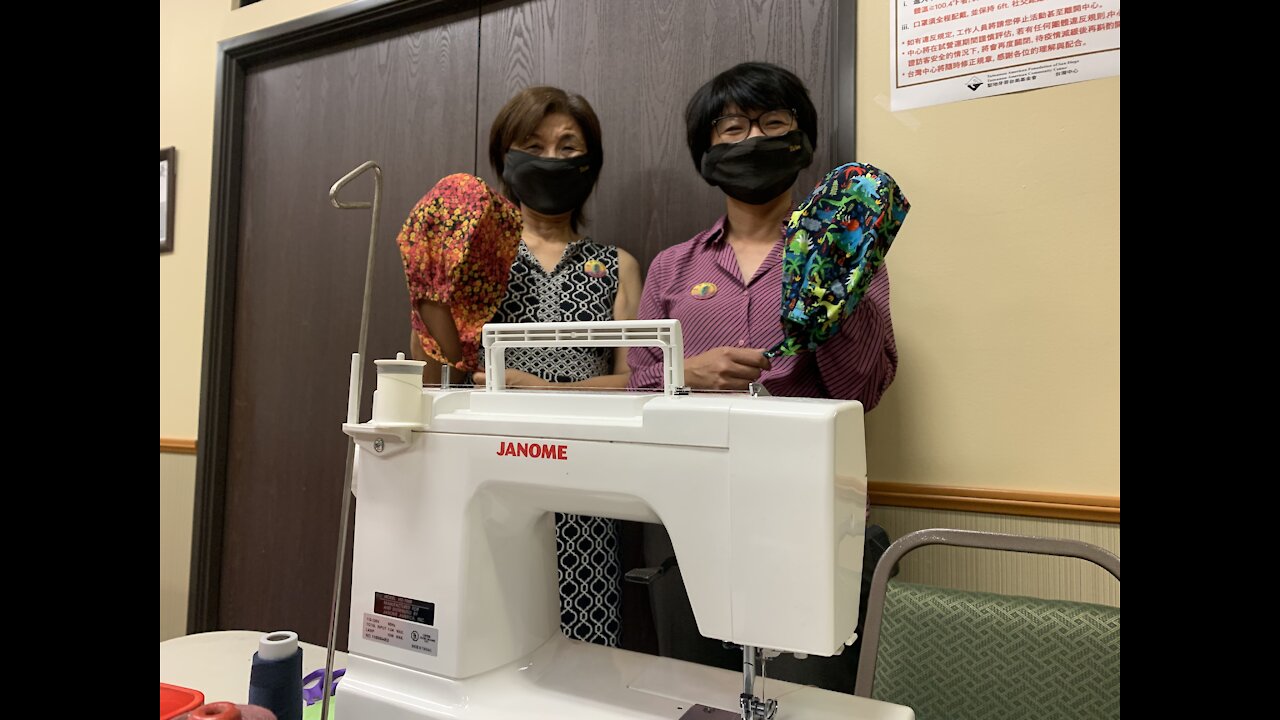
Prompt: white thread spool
<box><xmin>372</xmin><ymin>352</ymin><xmax>427</xmax><ymax>426</ymax></box>
<box><xmin>258</xmin><ymin>630</ymin><xmax>299</xmax><ymax>660</ymax></box>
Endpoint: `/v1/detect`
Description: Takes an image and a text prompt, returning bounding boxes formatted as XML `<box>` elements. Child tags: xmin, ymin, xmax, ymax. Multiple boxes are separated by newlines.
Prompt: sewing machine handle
<box><xmin>481</xmin><ymin>320</ymin><xmax>686</xmax><ymax>395</ymax></box>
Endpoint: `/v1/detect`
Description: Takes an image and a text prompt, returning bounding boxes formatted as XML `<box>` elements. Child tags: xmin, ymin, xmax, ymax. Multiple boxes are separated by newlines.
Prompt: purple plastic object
<box><xmin>301</xmin><ymin>668</ymin><xmax>346</xmax><ymax>706</ymax></box>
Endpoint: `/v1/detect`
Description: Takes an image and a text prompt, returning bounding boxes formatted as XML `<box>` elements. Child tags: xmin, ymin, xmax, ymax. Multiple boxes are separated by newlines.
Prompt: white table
<box><xmin>160</xmin><ymin>630</ymin><xmax>348</xmax><ymax>707</ymax></box>
<box><xmin>162</xmin><ymin>630</ymin><xmax>913</xmax><ymax>719</ymax></box>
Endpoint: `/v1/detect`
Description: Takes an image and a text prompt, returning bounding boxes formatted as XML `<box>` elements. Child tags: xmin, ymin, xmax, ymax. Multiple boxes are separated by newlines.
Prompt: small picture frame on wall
<box><xmin>161</xmin><ymin>147</ymin><xmax>176</xmax><ymax>254</ymax></box>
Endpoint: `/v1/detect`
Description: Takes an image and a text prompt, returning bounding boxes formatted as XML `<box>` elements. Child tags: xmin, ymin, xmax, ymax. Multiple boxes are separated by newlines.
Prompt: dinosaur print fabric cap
<box><xmin>764</xmin><ymin>162</ymin><xmax>910</xmax><ymax>358</ymax></box>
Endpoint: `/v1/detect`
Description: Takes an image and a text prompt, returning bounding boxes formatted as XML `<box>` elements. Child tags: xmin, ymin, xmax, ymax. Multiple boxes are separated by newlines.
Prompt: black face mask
<box><xmin>699</xmin><ymin>130</ymin><xmax>814</xmax><ymax>205</ymax></box>
<box><xmin>502</xmin><ymin>150</ymin><xmax>599</xmax><ymax>216</ymax></box>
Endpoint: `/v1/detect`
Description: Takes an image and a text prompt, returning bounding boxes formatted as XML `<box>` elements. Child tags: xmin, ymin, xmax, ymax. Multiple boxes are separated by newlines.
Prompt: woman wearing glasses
<box><xmin>627</xmin><ymin>62</ymin><xmax>898</xmax><ymax>694</ymax></box>
<box><xmin>412</xmin><ymin>86</ymin><xmax>642</xmax><ymax>648</ymax></box>
<box><xmin>628</xmin><ymin>61</ymin><xmax>897</xmax><ymax>402</ymax></box>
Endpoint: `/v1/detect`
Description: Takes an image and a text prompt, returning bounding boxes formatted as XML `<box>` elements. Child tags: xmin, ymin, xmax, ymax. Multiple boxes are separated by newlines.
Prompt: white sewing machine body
<box><xmin>337</xmin><ymin>321</ymin><xmax>913</xmax><ymax>719</ymax></box>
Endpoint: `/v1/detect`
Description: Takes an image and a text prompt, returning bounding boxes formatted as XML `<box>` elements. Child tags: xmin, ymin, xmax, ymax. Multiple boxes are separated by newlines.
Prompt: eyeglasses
<box><xmin>710</xmin><ymin>108</ymin><xmax>797</xmax><ymax>143</ymax></box>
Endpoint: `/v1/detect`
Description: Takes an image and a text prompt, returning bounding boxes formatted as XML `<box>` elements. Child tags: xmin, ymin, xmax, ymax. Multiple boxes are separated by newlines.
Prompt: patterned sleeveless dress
<box><xmin>490</xmin><ymin>237</ymin><xmax>622</xmax><ymax>646</ymax></box>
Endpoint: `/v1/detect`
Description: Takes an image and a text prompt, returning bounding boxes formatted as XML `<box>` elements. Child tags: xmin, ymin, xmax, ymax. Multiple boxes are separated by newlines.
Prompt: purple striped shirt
<box><xmin>627</xmin><ymin>215</ymin><xmax>897</xmax><ymax>409</ymax></box>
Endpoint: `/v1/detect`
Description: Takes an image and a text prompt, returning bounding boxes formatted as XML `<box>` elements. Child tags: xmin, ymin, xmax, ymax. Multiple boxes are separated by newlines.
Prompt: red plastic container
<box><xmin>161</xmin><ymin>682</ymin><xmax>205</xmax><ymax>720</ymax></box>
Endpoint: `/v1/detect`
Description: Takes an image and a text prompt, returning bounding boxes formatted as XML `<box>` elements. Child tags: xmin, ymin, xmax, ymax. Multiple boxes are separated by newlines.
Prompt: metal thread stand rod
<box><xmin>320</xmin><ymin>160</ymin><xmax>383</xmax><ymax>720</ymax></box>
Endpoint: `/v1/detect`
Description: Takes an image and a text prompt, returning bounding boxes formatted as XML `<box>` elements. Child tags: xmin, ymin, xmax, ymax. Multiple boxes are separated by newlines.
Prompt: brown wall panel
<box><xmin>221</xmin><ymin>9</ymin><xmax>480</xmax><ymax>646</ymax></box>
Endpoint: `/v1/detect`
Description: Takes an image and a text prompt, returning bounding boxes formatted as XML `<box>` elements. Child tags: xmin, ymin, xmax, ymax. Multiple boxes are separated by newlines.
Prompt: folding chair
<box><xmin>854</xmin><ymin>529</ymin><xmax>1120</xmax><ymax>720</ymax></box>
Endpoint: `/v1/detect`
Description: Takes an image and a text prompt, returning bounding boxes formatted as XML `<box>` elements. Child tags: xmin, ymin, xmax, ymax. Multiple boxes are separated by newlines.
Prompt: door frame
<box><xmin>188</xmin><ymin>0</ymin><xmax>480</xmax><ymax>634</ymax></box>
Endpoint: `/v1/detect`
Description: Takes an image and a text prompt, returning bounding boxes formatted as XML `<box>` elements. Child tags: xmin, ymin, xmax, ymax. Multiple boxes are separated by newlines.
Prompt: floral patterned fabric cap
<box><xmin>765</xmin><ymin>162</ymin><xmax>910</xmax><ymax>358</ymax></box>
<box><xmin>396</xmin><ymin>173</ymin><xmax>522</xmax><ymax>370</ymax></box>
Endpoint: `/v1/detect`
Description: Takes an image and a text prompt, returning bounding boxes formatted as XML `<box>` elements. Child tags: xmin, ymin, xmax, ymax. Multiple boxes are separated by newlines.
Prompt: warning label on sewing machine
<box><xmin>362</xmin><ymin>612</ymin><xmax>438</xmax><ymax>656</ymax></box>
<box><xmin>374</xmin><ymin>591</ymin><xmax>435</xmax><ymax>625</ymax></box>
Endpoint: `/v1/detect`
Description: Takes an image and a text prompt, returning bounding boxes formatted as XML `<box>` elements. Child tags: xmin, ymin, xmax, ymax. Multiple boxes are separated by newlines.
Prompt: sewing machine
<box><xmin>337</xmin><ymin>320</ymin><xmax>913</xmax><ymax>719</ymax></box>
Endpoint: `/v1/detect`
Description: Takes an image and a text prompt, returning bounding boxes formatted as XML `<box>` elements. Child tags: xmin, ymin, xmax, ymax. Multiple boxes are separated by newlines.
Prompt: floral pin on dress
<box><xmin>765</xmin><ymin>162</ymin><xmax>910</xmax><ymax>358</ymax></box>
<box><xmin>396</xmin><ymin>173</ymin><xmax>523</xmax><ymax>372</ymax></box>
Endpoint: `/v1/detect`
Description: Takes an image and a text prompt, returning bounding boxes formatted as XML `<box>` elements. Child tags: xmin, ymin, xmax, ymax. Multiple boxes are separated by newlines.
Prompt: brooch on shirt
<box><xmin>690</xmin><ymin>282</ymin><xmax>718</xmax><ymax>299</ymax></box>
<box><xmin>583</xmin><ymin>259</ymin><xmax>608</xmax><ymax>278</ymax></box>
